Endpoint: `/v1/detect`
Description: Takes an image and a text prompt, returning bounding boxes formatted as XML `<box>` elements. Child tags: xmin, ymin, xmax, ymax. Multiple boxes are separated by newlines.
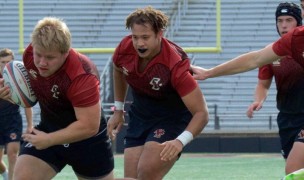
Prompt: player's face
<box><xmin>131</xmin><ymin>23</ymin><xmax>162</xmax><ymax>61</ymax></box>
<box><xmin>0</xmin><ymin>55</ymin><xmax>13</xmax><ymax>74</ymax></box>
<box><xmin>33</xmin><ymin>47</ymin><xmax>68</xmax><ymax>77</ymax></box>
<box><xmin>277</xmin><ymin>16</ymin><xmax>298</xmax><ymax>36</ymax></box>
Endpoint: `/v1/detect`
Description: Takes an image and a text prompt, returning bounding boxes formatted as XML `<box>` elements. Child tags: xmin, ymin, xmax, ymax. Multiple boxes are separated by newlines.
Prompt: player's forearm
<box><xmin>207</xmin><ymin>52</ymin><xmax>260</xmax><ymax>78</ymax></box>
<box><xmin>48</xmin><ymin>119</ymin><xmax>100</xmax><ymax>146</ymax></box>
<box><xmin>254</xmin><ymin>86</ymin><xmax>268</xmax><ymax>103</ymax></box>
<box><xmin>113</xmin><ymin>66</ymin><xmax>128</xmax><ymax>101</ymax></box>
<box><xmin>186</xmin><ymin>111</ymin><xmax>209</xmax><ymax>138</ymax></box>
<box><xmin>25</xmin><ymin>108</ymin><xmax>33</xmax><ymax>128</ymax></box>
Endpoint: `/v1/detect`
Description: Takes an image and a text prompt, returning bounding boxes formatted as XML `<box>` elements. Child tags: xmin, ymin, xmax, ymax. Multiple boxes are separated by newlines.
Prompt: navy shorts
<box><xmin>0</xmin><ymin>113</ymin><xmax>22</xmax><ymax>146</ymax></box>
<box><xmin>19</xmin><ymin>129</ymin><xmax>114</xmax><ymax>178</ymax></box>
<box><xmin>277</xmin><ymin>112</ymin><xmax>304</xmax><ymax>159</ymax></box>
<box><xmin>124</xmin><ymin>110</ymin><xmax>192</xmax><ymax>148</ymax></box>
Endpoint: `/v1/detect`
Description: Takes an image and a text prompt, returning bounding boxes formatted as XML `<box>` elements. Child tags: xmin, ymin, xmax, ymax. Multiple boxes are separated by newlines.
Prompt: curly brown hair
<box><xmin>125</xmin><ymin>6</ymin><xmax>169</xmax><ymax>34</ymax></box>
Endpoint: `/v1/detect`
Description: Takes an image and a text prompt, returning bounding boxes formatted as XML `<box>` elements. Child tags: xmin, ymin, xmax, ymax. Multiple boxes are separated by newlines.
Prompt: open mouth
<box><xmin>138</xmin><ymin>49</ymin><xmax>147</xmax><ymax>53</ymax></box>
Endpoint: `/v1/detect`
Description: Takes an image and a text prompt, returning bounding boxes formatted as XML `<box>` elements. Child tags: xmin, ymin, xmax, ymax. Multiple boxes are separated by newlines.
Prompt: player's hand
<box><xmin>22</xmin><ymin>128</ymin><xmax>52</xmax><ymax>150</ymax></box>
<box><xmin>191</xmin><ymin>65</ymin><xmax>209</xmax><ymax>80</ymax></box>
<box><xmin>246</xmin><ymin>101</ymin><xmax>263</xmax><ymax>118</ymax></box>
<box><xmin>107</xmin><ymin>111</ymin><xmax>124</xmax><ymax>140</ymax></box>
<box><xmin>160</xmin><ymin>139</ymin><xmax>183</xmax><ymax>161</ymax></box>
<box><xmin>0</xmin><ymin>79</ymin><xmax>11</xmax><ymax>101</ymax></box>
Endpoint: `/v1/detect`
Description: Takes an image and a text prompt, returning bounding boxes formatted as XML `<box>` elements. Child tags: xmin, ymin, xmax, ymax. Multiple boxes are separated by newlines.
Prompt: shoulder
<box><xmin>65</xmin><ymin>49</ymin><xmax>99</xmax><ymax>80</ymax></box>
<box><xmin>115</xmin><ymin>35</ymin><xmax>135</xmax><ymax>54</ymax></box>
<box><xmin>160</xmin><ymin>38</ymin><xmax>190</xmax><ymax>69</ymax></box>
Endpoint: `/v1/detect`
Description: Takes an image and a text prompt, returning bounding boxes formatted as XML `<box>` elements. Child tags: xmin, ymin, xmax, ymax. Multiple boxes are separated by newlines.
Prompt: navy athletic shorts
<box><xmin>277</xmin><ymin>112</ymin><xmax>304</xmax><ymax>159</ymax></box>
<box><xmin>124</xmin><ymin>110</ymin><xmax>192</xmax><ymax>148</ymax></box>
<box><xmin>19</xmin><ymin>128</ymin><xmax>114</xmax><ymax>178</ymax></box>
<box><xmin>0</xmin><ymin>113</ymin><xmax>22</xmax><ymax>146</ymax></box>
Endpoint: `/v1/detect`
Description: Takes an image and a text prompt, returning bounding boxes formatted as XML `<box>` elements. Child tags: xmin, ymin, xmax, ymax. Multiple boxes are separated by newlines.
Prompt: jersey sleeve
<box><xmin>171</xmin><ymin>60</ymin><xmax>197</xmax><ymax>97</ymax></box>
<box><xmin>258</xmin><ymin>64</ymin><xmax>273</xmax><ymax>80</ymax></box>
<box><xmin>67</xmin><ymin>74</ymin><xmax>100</xmax><ymax>107</ymax></box>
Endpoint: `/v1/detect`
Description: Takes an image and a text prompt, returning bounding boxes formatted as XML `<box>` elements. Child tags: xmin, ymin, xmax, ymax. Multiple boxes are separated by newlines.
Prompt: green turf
<box><xmin>6</xmin><ymin>153</ymin><xmax>286</xmax><ymax>179</ymax></box>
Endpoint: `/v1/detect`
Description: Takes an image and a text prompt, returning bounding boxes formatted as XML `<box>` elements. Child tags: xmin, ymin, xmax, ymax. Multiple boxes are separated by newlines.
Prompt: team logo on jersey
<box><xmin>298</xmin><ymin>129</ymin><xmax>304</xmax><ymax>139</ymax></box>
<box><xmin>122</xmin><ymin>67</ymin><xmax>129</xmax><ymax>76</ymax></box>
<box><xmin>272</xmin><ymin>59</ymin><xmax>281</xmax><ymax>66</ymax></box>
<box><xmin>51</xmin><ymin>85</ymin><xmax>60</xmax><ymax>99</ymax></box>
<box><xmin>9</xmin><ymin>133</ymin><xmax>17</xmax><ymax>140</ymax></box>
<box><xmin>29</xmin><ymin>69</ymin><xmax>38</xmax><ymax>79</ymax></box>
<box><xmin>150</xmin><ymin>77</ymin><xmax>163</xmax><ymax>90</ymax></box>
<box><xmin>153</xmin><ymin>129</ymin><xmax>165</xmax><ymax>138</ymax></box>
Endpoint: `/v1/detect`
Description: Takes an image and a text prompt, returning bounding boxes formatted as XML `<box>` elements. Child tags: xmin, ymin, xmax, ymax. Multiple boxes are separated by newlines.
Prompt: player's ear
<box><xmin>158</xmin><ymin>30</ymin><xmax>163</xmax><ymax>37</ymax></box>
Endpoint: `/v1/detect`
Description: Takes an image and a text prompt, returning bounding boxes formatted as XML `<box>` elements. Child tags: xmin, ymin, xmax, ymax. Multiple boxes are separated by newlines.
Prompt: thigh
<box><xmin>138</xmin><ymin>141</ymin><xmax>177</xmax><ymax>179</ymax></box>
<box><xmin>279</xmin><ymin>128</ymin><xmax>299</xmax><ymax>159</ymax></box>
<box><xmin>14</xmin><ymin>154</ymin><xmax>57</xmax><ymax>180</ymax></box>
<box><xmin>286</xmin><ymin>142</ymin><xmax>304</xmax><ymax>174</ymax></box>
<box><xmin>69</xmin><ymin>137</ymin><xmax>114</xmax><ymax>179</ymax></box>
<box><xmin>19</xmin><ymin>141</ymin><xmax>66</xmax><ymax>173</ymax></box>
<box><xmin>124</xmin><ymin>146</ymin><xmax>144</xmax><ymax>178</ymax></box>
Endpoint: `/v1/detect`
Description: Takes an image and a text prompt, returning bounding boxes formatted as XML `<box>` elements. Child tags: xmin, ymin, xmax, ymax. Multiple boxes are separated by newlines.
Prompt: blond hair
<box><xmin>31</xmin><ymin>17</ymin><xmax>71</xmax><ymax>54</ymax></box>
<box><xmin>125</xmin><ymin>6</ymin><xmax>169</xmax><ymax>34</ymax></box>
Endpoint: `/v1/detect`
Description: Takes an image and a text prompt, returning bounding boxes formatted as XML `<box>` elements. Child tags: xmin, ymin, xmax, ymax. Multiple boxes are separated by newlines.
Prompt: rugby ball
<box><xmin>2</xmin><ymin>61</ymin><xmax>37</xmax><ymax>107</ymax></box>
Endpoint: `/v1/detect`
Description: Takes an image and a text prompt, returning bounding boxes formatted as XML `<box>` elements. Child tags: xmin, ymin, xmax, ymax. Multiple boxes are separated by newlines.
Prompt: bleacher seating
<box><xmin>171</xmin><ymin>0</ymin><xmax>287</xmax><ymax>130</ymax></box>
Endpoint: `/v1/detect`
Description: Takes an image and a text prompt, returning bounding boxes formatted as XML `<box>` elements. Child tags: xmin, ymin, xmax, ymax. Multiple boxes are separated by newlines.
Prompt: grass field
<box><xmin>41</xmin><ymin>153</ymin><xmax>285</xmax><ymax>180</ymax></box>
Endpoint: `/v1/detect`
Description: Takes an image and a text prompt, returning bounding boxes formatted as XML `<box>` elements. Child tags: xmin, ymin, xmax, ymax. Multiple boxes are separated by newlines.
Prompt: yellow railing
<box><xmin>18</xmin><ymin>0</ymin><xmax>221</xmax><ymax>54</ymax></box>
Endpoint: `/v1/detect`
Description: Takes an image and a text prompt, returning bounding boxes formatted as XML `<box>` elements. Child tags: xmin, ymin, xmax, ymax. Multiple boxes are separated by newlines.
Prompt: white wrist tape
<box><xmin>176</xmin><ymin>131</ymin><xmax>193</xmax><ymax>146</ymax></box>
<box><xmin>114</xmin><ymin>101</ymin><xmax>124</xmax><ymax>110</ymax></box>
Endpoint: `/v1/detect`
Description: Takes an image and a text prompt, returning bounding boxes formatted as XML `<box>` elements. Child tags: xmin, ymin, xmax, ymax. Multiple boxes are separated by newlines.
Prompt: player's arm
<box><xmin>247</xmin><ymin>79</ymin><xmax>272</xmax><ymax>118</ymax></box>
<box><xmin>23</xmin><ymin>101</ymin><xmax>102</xmax><ymax>150</ymax></box>
<box><xmin>22</xmin><ymin>75</ymin><xmax>102</xmax><ymax>149</ymax></box>
<box><xmin>193</xmin><ymin>44</ymin><xmax>281</xmax><ymax>80</ymax></box>
<box><xmin>180</xmin><ymin>86</ymin><xmax>209</xmax><ymax>138</ymax></box>
<box><xmin>160</xmin><ymin>87</ymin><xmax>208</xmax><ymax>161</ymax></box>
<box><xmin>24</xmin><ymin>107</ymin><xmax>33</xmax><ymax>133</ymax></box>
<box><xmin>113</xmin><ymin>64</ymin><xmax>128</xmax><ymax>102</ymax></box>
<box><xmin>107</xmin><ymin>64</ymin><xmax>128</xmax><ymax>140</ymax></box>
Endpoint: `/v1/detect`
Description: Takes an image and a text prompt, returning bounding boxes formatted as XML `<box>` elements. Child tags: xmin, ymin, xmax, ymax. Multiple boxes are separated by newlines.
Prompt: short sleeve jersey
<box><xmin>273</xmin><ymin>26</ymin><xmax>304</xmax><ymax>69</ymax></box>
<box><xmin>113</xmin><ymin>36</ymin><xmax>198</xmax><ymax>120</ymax></box>
<box><xmin>258</xmin><ymin>56</ymin><xmax>304</xmax><ymax>113</ymax></box>
<box><xmin>23</xmin><ymin>44</ymin><xmax>100</xmax><ymax>132</ymax></box>
<box><xmin>0</xmin><ymin>73</ymin><xmax>20</xmax><ymax>116</ymax></box>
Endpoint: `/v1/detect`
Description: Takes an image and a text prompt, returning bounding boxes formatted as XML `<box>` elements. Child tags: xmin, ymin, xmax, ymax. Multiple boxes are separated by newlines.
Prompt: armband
<box><xmin>176</xmin><ymin>131</ymin><xmax>193</xmax><ymax>147</ymax></box>
<box><xmin>112</xmin><ymin>101</ymin><xmax>124</xmax><ymax>111</ymax></box>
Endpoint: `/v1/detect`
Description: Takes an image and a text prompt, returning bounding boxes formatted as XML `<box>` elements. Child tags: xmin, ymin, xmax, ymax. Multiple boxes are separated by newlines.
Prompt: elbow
<box><xmin>197</xmin><ymin>111</ymin><xmax>209</xmax><ymax>129</ymax></box>
<box><xmin>203</xmin><ymin>113</ymin><xmax>209</xmax><ymax>127</ymax></box>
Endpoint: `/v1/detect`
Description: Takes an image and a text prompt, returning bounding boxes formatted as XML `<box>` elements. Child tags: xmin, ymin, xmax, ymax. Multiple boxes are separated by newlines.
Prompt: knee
<box><xmin>6</xmin><ymin>151</ymin><xmax>18</xmax><ymax>161</ymax></box>
<box><xmin>137</xmin><ymin>165</ymin><xmax>155</xmax><ymax>180</ymax></box>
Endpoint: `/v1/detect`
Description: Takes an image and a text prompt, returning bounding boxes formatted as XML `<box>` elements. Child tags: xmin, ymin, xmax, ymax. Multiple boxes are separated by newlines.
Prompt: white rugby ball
<box><xmin>2</xmin><ymin>61</ymin><xmax>37</xmax><ymax>107</ymax></box>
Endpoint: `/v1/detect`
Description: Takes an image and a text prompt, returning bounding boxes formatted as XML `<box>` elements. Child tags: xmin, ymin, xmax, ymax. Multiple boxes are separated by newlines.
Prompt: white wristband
<box><xmin>176</xmin><ymin>131</ymin><xmax>193</xmax><ymax>147</ymax></box>
<box><xmin>114</xmin><ymin>101</ymin><xmax>124</xmax><ymax>110</ymax></box>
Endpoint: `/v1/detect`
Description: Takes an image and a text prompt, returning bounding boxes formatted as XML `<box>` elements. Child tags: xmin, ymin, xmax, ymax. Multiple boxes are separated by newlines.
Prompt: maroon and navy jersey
<box><xmin>0</xmin><ymin>73</ymin><xmax>20</xmax><ymax>116</ymax></box>
<box><xmin>258</xmin><ymin>56</ymin><xmax>304</xmax><ymax>113</ymax></box>
<box><xmin>23</xmin><ymin>44</ymin><xmax>100</xmax><ymax>132</ymax></box>
<box><xmin>273</xmin><ymin>26</ymin><xmax>304</xmax><ymax>69</ymax></box>
<box><xmin>113</xmin><ymin>35</ymin><xmax>197</xmax><ymax>121</ymax></box>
